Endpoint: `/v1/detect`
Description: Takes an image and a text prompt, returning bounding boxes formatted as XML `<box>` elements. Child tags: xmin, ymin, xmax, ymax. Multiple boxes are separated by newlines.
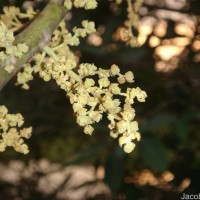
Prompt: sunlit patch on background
<box><xmin>87</xmin><ymin>33</ymin><xmax>103</xmax><ymax>46</ymax></box>
<box><xmin>124</xmin><ymin>169</ymin><xmax>190</xmax><ymax>193</ymax></box>
<box><xmin>113</xmin><ymin>0</ymin><xmax>198</xmax><ymax>73</ymax></box>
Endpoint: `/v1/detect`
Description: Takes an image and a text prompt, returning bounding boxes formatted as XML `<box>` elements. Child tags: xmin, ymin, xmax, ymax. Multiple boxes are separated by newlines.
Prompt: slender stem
<box><xmin>67</xmin><ymin>70</ymin><xmax>82</xmax><ymax>83</ymax></box>
<box><xmin>0</xmin><ymin>0</ymin><xmax>67</xmax><ymax>91</ymax></box>
<box><xmin>43</xmin><ymin>45</ymin><xmax>59</xmax><ymax>62</ymax></box>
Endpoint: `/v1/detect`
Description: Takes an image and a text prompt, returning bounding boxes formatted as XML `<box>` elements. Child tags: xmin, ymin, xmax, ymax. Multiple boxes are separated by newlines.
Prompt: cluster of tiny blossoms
<box><xmin>0</xmin><ymin>6</ymin><xmax>36</xmax><ymax>31</ymax></box>
<box><xmin>0</xmin><ymin>6</ymin><xmax>36</xmax><ymax>73</ymax></box>
<box><xmin>69</xmin><ymin>64</ymin><xmax>147</xmax><ymax>153</ymax></box>
<box><xmin>16</xmin><ymin>20</ymin><xmax>96</xmax><ymax>89</ymax></box>
<box><xmin>16</xmin><ymin>18</ymin><xmax>147</xmax><ymax>153</ymax></box>
<box><xmin>64</xmin><ymin>0</ymin><xmax>97</xmax><ymax>10</ymax></box>
<box><xmin>0</xmin><ymin>105</ymin><xmax>32</xmax><ymax>154</ymax></box>
<box><xmin>0</xmin><ymin>21</ymin><xmax>29</xmax><ymax>73</ymax></box>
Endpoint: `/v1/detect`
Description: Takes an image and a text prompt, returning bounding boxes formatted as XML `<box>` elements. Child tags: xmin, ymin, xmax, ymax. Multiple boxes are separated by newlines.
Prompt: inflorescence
<box><xmin>16</xmin><ymin>18</ymin><xmax>147</xmax><ymax>153</ymax></box>
<box><xmin>1</xmin><ymin>0</ymin><xmax>147</xmax><ymax>154</ymax></box>
<box><xmin>0</xmin><ymin>105</ymin><xmax>32</xmax><ymax>154</ymax></box>
<box><xmin>0</xmin><ymin>21</ymin><xmax>29</xmax><ymax>73</ymax></box>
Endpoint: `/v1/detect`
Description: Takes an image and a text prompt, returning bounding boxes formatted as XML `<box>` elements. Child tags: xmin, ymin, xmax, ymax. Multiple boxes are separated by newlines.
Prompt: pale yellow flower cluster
<box><xmin>16</xmin><ymin>17</ymin><xmax>147</xmax><ymax>153</ymax></box>
<box><xmin>67</xmin><ymin>63</ymin><xmax>147</xmax><ymax>152</ymax></box>
<box><xmin>16</xmin><ymin>64</ymin><xmax>34</xmax><ymax>90</ymax></box>
<box><xmin>15</xmin><ymin>3</ymin><xmax>147</xmax><ymax>153</ymax></box>
<box><xmin>0</xmin><ymin>21</ymin><xmax>29</xmax><ymax>73</ymax></box>
<box><xmin>16</xmin><ymin>20</ymin><xmax>95</xmax><ymax>89</ymax></box>
<box><xmin>0</xmin><ymin>105</ymin><xmax>32</xmax><ymax>154</ymax></box>
<box><xmin>64</xmin><ymin>0</ymin><xmax>97</xmax><ymax>10</ymax></box>
<box><xmin>0</xmin><ymin>6</ymin><xmax>36</xmax><ymax>31</ymax></box>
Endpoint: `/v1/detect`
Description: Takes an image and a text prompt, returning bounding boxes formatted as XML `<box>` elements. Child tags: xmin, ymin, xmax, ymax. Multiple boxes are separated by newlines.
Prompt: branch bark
<box><xmin>0</xmin><ymin>0</ymin><xmax>67</xmax><ymax>91</ymax></box>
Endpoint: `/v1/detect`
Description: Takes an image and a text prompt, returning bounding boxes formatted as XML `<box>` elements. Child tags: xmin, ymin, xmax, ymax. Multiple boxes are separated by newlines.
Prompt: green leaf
<box><xmin>173</xmin><ymin>120</ymin><xmax>188</xmax><ymax>141</ymax></box>
<box><xmin>139</xmin><ymin>135</ymin><xmax>169</xmax><ymax>172</ymax></box>
<box><xmin>141</xmin><ymin>114</ymin><xmax>176</xmax><ymax>133</ymax></box>
<box><xmin>104</xmin><ymin>148</ymin><xmax>125</xmax><ymax>193</ymax></box>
